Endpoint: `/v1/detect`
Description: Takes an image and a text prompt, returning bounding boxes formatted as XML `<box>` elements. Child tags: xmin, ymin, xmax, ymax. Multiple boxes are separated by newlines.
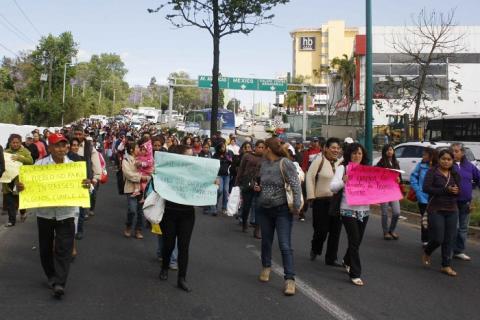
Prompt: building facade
<box><xmin>355</xmin><ymin>26</ymin><xmax>480</xmax><ymax>125</ymax></box>
<box><xmin>290</xmin><ymin>20</ymin><xmax>358</xmax><ymax>88</ymax></box>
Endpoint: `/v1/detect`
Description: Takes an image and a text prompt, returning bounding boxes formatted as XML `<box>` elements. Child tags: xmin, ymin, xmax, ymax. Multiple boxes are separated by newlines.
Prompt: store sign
<box><xmin>300</xmin><ymin>37</ymin><xmax>315</xmax><ymax>51</ymax></box>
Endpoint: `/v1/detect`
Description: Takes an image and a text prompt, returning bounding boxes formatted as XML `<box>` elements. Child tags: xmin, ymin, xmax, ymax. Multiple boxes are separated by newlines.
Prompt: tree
<box><xmin>226</xmin><ymin>97</ymin><xmax>240</xmax><ymax>113</ymax></box>
<box><xmin>383</xmin><ymin>8</ymin><xmax>464</xmax><ymax>140</ymax></box>
<box><xmin>148</xmin><ymin>0</ymin><xmax>290</xmax><ymax>136</ymax></box>
<box><xmin>330</xmin><ymin>54</ymin><xmax>356</xmax><ymax>125</ymax></box>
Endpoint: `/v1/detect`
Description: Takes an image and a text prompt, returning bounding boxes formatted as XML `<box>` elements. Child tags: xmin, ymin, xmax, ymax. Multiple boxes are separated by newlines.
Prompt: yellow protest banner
<box><xmin>19</xmin><ymin>161</ymin><xmax>90</xmax><ymax>209</ymax></box>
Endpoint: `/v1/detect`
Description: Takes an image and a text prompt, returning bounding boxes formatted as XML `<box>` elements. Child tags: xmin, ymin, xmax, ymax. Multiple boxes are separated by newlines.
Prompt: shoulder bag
<box><xmin>280</xmin><ymin>158</ymin><xmax>304</xmax><ymax>212</ymax></box>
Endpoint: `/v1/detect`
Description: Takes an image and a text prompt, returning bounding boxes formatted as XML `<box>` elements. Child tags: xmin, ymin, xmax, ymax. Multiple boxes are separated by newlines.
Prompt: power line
<box><xmin>12</xmin><ymin>0</ymin><xmax>42</xmax><ymax>37</ymax></box>
<box><xmin>0</xmin><ymin>42</ymin><xmax>19</xmax><ymax>57</ymax></box>
<box><xmin>0</xmin><ymin>13</ymin><xmax>34</xmax><ymax>43</ymax></box>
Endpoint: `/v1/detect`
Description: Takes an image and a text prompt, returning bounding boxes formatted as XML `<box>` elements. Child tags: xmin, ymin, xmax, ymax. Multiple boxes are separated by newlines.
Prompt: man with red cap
<box><xmin>17</xmin><ymin>133</ymin><xmax>91</xmax><ymax>298</ymax></box>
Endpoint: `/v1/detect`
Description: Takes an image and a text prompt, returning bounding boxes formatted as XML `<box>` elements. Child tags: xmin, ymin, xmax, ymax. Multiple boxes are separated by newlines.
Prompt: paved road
<box><xmin>1</xmin><ymin>172</ymin><xmax>479</xmax><ymax>320</ymax></box>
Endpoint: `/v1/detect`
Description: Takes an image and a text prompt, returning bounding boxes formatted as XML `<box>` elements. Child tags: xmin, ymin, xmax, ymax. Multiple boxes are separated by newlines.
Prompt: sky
<box><xmin>1</xmin><ymin>0</ymin><xmax>479</xmax><ymax>106</ymax></box>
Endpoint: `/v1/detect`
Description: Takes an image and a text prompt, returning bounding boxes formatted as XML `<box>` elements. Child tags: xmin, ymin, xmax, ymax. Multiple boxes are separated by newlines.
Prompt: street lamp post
<box><xmin>365</xmin><ymin>0</ymin><xmax>373</xmax><ymax>161</ymax></box>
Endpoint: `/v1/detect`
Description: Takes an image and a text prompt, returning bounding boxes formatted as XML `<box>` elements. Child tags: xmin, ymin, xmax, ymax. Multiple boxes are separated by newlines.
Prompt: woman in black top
<box><xmin>159</xmin><ymin>145</ymin><xmax>196</xmax><ymax>292</ymax></box>
<box><xmin>422</xmin><ymin>149</ymin><xmax>460</xmax><ymax>276</ymax></box>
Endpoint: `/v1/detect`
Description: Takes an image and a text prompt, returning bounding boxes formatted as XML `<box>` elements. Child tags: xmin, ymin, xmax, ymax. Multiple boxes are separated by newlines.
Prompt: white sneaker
<box><xmin>454</xmin><ymin>253</ymin><xmax>471</xmax><ymax>261</ymax></box>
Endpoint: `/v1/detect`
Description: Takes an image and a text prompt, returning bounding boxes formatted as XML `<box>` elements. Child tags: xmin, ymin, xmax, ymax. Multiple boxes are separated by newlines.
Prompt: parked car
<box><xmin>373</xmin><ymin>141</ymin><xmax>479</xmax><ymax>182</ymax></box>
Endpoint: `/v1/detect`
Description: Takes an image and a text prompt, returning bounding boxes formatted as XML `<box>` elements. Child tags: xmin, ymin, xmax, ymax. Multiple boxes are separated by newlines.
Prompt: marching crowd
<box><xmin>1</xmin><ymin>119</ymin><xmax>479</xmax><ymax>298</ymax></box>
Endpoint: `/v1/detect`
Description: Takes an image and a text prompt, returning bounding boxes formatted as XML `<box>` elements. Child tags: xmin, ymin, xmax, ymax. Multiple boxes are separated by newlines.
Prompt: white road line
<box><xmin>247</xmin><ymin>245</ymin><xmax>356</xmax><ymax>320</ymax></box>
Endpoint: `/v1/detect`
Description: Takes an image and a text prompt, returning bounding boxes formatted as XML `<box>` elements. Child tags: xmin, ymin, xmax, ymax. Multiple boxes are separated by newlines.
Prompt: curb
<box><xmin>370</xmin><ymin>205</ymin><xmax>480</xmax><ymax>242</ymax></box>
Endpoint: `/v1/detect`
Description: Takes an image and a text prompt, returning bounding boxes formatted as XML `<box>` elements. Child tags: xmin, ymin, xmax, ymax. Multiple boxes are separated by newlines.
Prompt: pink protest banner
<box><xmin>345</xmin><ymin>163</ymin><xmax>403</xmax><ymax>206</ymax></box>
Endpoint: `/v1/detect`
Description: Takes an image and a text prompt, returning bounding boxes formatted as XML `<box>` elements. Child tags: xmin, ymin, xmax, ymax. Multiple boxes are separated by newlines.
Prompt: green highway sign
<box><xmin>198</xmin><ymin>75</ymin><xmax>287</xmax><ymax>92</ymax></box>
<box><xmin>198</xmin><ymin>75</ymin><xmax>229</xmax><ymax>89</ymax></box>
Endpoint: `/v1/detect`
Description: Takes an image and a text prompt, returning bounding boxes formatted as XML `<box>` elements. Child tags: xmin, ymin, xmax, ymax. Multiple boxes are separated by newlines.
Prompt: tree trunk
<box><xmin>413</xmin><ymin>70</ymin><xmax>428</xmax><ymax>140</ymax></box>
<box><xmin>210</xmin><ymin>0</ymin><xmax>220</xmax><ymax>137</ymax></box>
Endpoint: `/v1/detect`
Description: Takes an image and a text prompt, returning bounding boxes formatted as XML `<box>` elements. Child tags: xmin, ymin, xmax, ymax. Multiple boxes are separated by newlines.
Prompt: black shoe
<box><xmin>310</xmin><ymin>250</ymin><xmax>318</xmax><ymax>261</ymax></box>
<box><xmin>52</xmin><ymin>284</ymin><xmax>64</xmax><ymax>298</ymax></box>
<box><xmin>177</xmin><ymin>277</ymin><xmax>191</xmax><ymax>292</ymax></box>
<box><xmin>75</xmin><ymin>232</ymin><xmax>83</xmax><ymax>240</ymax></box>
<box><xmin>47</xmin><ymin>278</ymin><xmax>55</xmax><ymax>289</ymax></box>
<box><xmin>326</xmin><ymin>261</ymin><xmax>343</xmax><ymax>268</ymax></box>
<box><xmin>159</xmin><ymin>269</ymin><xmax>168</xmax><ymax>281</ymax></box>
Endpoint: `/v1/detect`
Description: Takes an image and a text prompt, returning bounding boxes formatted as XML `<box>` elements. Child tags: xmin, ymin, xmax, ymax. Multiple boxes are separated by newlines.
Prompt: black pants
<box><xmin>342</xmin><ymin>216</ymin><xmax>369</xmax><ymax>279</ymax></box>
<box><xmin>418</xmin><ymin>203</ymin><xmax>429</xmax><ymax>243</ymax></box>
<box><xmin>37</xmin><ymin>217</ymin><xmax>75</xmax><ymax>286</ymax></box>
<box><xmin>241</xmin><ymin>189</ymin><xmax>256</xmax><ymax>229</ymax></box>
<box><xmin>5</xmin><ymin>193</ymin><xmax>18</xmax><ymax>225</ymax></box>
<box><xmin>311</xmin><ymin>198</ymin><xmax>342</xmax><ymax>263</ymax></box>
<box><xmin>424</xmin><ymin>211</ymin><xmax>458</xmax><ymax>267</ymax></box>
<box><xmin>161</xmin><ymin>208</ymin><xmax>195</xmax><ymax>278</ymax></box>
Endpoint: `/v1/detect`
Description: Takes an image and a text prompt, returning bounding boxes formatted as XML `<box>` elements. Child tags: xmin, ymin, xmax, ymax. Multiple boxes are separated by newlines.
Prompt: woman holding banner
<box><xmin>330</xmin><ymin>143</ymin><xmax>370</xmax><ymax>286</ymax></box>
<box><xmin>376</xmin><ymin>144</ymin><xmax>402</xmax><ymax>240</ymax></box>
<box><xmin>159</xmin><ymin>145</ymin><xmax>196</xmax><ymax>292</ymax></box>
<box><xmin>255</xmin><ymin>137</ymin><xmax>302</xmax><ymax>296</ymax></box>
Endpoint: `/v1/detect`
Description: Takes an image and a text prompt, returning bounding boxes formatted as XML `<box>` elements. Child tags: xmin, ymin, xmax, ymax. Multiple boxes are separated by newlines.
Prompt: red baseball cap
<box><xmin>48</xmin><ymin>133</ymin><xmax>68</xmax><ymax>145</ymax></box>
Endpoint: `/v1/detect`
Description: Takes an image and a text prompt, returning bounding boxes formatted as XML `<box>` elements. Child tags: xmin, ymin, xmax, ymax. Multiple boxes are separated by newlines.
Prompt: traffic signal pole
<box><xmin>365</xmin><ymin>0</ymin><xmax>373</xmax><ymax>162</ymax></box>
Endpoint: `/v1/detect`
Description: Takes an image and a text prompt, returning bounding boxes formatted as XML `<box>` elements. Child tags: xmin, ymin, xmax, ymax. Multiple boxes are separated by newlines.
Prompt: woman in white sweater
<box><xmin>330</xmin><ymin>143</ymin><xmax>370</xmax><ymax>286</ymax></box>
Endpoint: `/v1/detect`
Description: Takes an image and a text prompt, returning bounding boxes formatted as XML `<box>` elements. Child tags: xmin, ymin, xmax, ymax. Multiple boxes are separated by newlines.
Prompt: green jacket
<box><xmin>2</xmin><ymin>146</ymin><xmax>33</xmax><ymax>194</ymax></box>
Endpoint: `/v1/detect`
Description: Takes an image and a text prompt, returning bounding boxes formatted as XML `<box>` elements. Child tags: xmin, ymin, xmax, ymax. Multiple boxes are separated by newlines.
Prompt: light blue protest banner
<box><xmin>153</xmin><ymin>152</ymin><xmax>220</xmax><ymax>206</ymax></box>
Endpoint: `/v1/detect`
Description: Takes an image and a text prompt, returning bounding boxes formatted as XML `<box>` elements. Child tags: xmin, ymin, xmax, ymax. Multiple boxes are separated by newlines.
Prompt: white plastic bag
<box><xmin>226</xmin><ymin>186</ymin><xmax>241</xmax><ymax>217</ymax></box>
<box><xmin>143</xmin><ymin>191</ymin><xmax>165</xmax><ymax>224</ymax></box>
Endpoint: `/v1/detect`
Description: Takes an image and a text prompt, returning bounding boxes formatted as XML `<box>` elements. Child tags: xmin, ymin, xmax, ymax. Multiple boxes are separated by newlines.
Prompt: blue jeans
<box><xmin>425</xmin><ymin>211</ymin><xmax>458</xmax><ymax>267</ymax></box>
<box><xmin>217</xmin><ymin>175</ymin><xmax>230</xmax><ymax>210</ymax></box>
<box><xmin>126</xmin><ymin>195</ymin><xmax>144</xmax><ymax>230</ymax></box>
<box><xmin>454</xmin><ymin>201</ymin><xmax>470</xmax><ymax>254</ymax></box>
<box><xmin>157</xmin><ymin>236</ymin><xmax>178</xmax><ymax>265</ymax></box>
<box><xmin>258</xmin><ymin>204</ymin><xmax>295</xmax><ymax>280</ymax></box>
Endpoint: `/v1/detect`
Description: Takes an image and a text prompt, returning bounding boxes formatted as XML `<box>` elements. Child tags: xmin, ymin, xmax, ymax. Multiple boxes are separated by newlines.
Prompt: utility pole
<box><xmin>99</xmin><ymin>81</ymin><xmax>103</xmax><ymax>104</ymax></box>
<box><xmin>168</xmin><ymin>78</ymin><xmax>174</xmax><ymax>128</ymax></box>
<box><xmin>82</xmin><ymin>81</ymin><xmax>86</xmax><ymax>97</ymax></box>
<box><xmin>302</xmin><ymin>86</ymin><xmax>307</xmax><ymax>141</ymax></box>
<box><xmin>365</xmin><ymin>0</ymin><xmax>373</xmax><ymax>161</ymax></box>
<box><xmin>62</xmin><ymin>62</ymin><xmax>68</xmax><ymax>126</ymax></box>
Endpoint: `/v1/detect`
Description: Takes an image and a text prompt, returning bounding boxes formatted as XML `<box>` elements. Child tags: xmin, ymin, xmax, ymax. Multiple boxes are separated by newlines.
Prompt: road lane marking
<box><xmin>247</xmin><ymin>245</ymin><xmax>356</xmax><ymax>320</ymax></box>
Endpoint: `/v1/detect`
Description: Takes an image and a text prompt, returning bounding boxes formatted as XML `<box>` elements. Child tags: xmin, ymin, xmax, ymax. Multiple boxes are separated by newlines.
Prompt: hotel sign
<box><xmin>299</xmin><ymin>37</ymin><xmax>316</xmax><ymax>51</ymax></box>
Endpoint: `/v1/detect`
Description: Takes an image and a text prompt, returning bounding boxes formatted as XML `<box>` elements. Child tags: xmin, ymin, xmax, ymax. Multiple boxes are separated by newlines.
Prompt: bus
<box><xmin>425</xmin><ymin>113</ymin><xmax>480</xmax><ymax>159</ymax></box>
<box><xmin>184</xmin><ymin>108</ymin><xmax>235</xmax><ymax>137</ymax></box>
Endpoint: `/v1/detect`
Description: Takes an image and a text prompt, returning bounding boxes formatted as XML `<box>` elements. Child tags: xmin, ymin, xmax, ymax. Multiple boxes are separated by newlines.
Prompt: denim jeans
<box><xmin>5</xmin><ymin>193</ymin><xmax>18</xmax><ymax>225</ymax></box>
<box><xmin>217</xmin><ymin>175</ymin><xmax>230</xmax><ymax>210</ymax></box>
<box><xmin>157</xmin><ymin>235</ymin><xmax>178</xmax><ymax>265</ymax></box>
<box><xmin>380</xmin><ymin>201</ymin><xmax>400</xmax><ymax>234</ymax></box>
<box><xmin>454</xmin><ymin>201</ymin><xmax>470</xmax><ymax>254</ymax></box>
<box><xmin>258</xmin><ymin>204</ymin><xmax>295</xmax><ymax>280</ymax></box>
<box><xmin>241</xmin><ymin>190</ymin><xmax>257</xmax><ymax>229</ymax></box>
<box><xmin>425</xmin><ymin>211</ymin><xmax>458</xmax><ymax>267</ymax></box>
<box><xmin>126</xmin><ymin>195</ymin><xmax>144</xmax><ymax>230</ymax></box>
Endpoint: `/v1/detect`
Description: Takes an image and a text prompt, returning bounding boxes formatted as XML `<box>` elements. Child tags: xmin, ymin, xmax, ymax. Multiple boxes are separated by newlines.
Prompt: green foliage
<box><xmin>0</xmin><ymin>32</ymin><xmax>131</xmax><ymax>126</ymax></box>
<box><xmin>0</xmin><ymin>101</ymin><xmax>23</xmax><ymax>124</ymax></box>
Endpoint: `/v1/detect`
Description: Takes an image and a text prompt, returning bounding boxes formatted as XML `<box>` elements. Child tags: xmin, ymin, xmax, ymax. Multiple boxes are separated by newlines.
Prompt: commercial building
<box><xmin>290</xmin><ymin>21</ymin><xmax>358</xmax><ymax>105</ymax></box>
<box><xmin>354</xmin><ymin>26</ymin><xmax>480</xmax><ymax>125</ymax></box>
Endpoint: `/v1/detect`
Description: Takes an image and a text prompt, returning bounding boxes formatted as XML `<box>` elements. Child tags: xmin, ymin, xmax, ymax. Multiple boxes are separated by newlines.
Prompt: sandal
<box><xmin>351</xmin><ymin>278</ymin><xmax>364</xmax><ymax>286</ymax></box>
<box><xmin>384</xmin><ymin>233</ymin><xmax>393</xmax><ymax>240</ymax></box>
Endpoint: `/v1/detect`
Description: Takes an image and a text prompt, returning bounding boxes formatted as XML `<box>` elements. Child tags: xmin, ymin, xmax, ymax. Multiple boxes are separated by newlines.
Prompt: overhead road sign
<box><xmin>198</xmin><ymin>75</ymin><xmax>287</xmax><ymax>92</ymax></box>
